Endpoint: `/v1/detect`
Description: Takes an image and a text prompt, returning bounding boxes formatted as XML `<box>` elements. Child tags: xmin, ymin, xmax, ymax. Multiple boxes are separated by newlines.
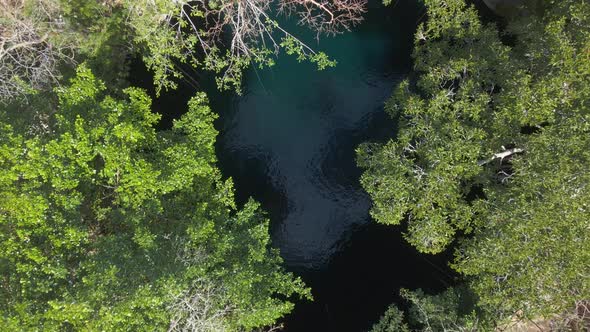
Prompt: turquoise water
<box><xmin>133</xmin><ymin>1</ymin><xmax>455</xmax><ymax>329</ymax></box>
<box><xmin>209</xmin><ymin>1</ymin><xmax>454</xmax><ymax>330</ymax></box>
<box><xmin>214</xmin><ymin>0</ymin><xmax>416</xmax><ymax>269</ymax></box>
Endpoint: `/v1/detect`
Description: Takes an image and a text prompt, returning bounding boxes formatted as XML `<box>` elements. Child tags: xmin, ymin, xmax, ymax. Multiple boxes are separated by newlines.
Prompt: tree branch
<box><xmin>478</xmin><ymin>148</ymin><xmax>524</xmax><ymax>166</ymax></box>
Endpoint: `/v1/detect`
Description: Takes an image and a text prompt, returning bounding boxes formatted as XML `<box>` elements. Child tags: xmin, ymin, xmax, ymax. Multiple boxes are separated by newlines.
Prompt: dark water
<box><xmin>131</xmin><ymin>0</ymin><xmax>456</xmax><ymax>330</ymax></box>
<box><xmin>209</xmin><ymin>1</ymin><xmax>456</xmax><ymax>331</ymax></box>
<box><xmin>213</xmin><ymin>5</ymin><xmax>412</xmax><ymax>270</ymax></box>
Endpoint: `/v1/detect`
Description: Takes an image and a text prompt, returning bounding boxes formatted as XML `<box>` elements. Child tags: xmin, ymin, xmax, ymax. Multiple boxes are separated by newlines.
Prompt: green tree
<box><xmin>0</xmin><ymin>0</ymin><xmax>134</xmax><ymax>101</ymax></box>
<box><xmin>371</xmin><ymin>305</ymin><xmax>410</xmax><ymax>332</ymax></box>
<box><xmin>2</xmin><ymin>0</ymin><xmax>366</xmax><ymax>100</ymax></box>
<box><xmin>360</xmin><ymin>0</ymin><xmax>590</xmax><ymax>323</ymax></box>
<box><xmin>0</xmin><ymin>65</ymin><xmax>309</xmax><ymax>330</ymax></box>
<box><xmin>121</xmin><ymin>0</ymin><xmax>355</xmax><ymax>93</ymax></box>
<box><xmin>371</xmin><ymin>288</ymin><xmax>481</xmax><ymax>332</ymax></box>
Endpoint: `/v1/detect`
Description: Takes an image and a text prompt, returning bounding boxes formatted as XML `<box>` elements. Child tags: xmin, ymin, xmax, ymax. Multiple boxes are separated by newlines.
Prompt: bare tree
<box><xmin>173</xmin><ymin>0</ymin><xmax>367</xmax><ymax>55</ymax></box>
<box><xmin>1</xmin><ymin>0</ymin><xmax>367</xmax><ymax>99</ymax></box>
<box><xmin>279</xmin><ymin>0</ymin><xmax>366</xmax><ymax>36</ymax></box>
<box><xmin>0</xmin><ymin>0</ymin><xmax>75</xmax><ymax>102</ymax></box>
<box><xmin>126</xmin><ymin>0</ymin><xmax>367</xmax><ymax>92</ymax></box>
<box><xmin>167</xmin><ymin>279</ymin><xmax>233</xmax><ymax>332</ymax></box>
<box><xmin>165</xmin><ymin>239</ymin><xmax>232</xmax><ymax>332</ymax></box>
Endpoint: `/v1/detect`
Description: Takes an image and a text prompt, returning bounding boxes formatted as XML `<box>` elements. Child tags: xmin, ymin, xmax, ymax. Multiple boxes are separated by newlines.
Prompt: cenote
<box><xmin>131</xmin><ymin>0</ymin><xmax>456</xmax><ymax>330</ymax></box>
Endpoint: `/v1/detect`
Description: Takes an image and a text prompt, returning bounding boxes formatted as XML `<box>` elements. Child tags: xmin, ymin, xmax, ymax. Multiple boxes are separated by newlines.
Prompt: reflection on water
<box><xmin>127</xmin><ymin>3</ymin><xmax>456</xmax><ymax>330</ymax></box>
<box><xmin>220</xmin><ymin>81</ymin><xmax>394</xmax><ymax>268</ymax></box>
<box><xmin>207</xmin><ymin>1</ymin><xmax>456</xmax><ymax>330</ymax></box>
<box><xmin>215</xmin><ymin>1</ymin><xmax>409</xmax><ymax>268</ymax></box>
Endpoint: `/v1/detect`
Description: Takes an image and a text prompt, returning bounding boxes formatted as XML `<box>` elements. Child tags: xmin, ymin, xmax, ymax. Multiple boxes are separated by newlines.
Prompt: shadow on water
<box><xmin>130</xmin><ymin>0</ymin><xmax>457</xmax><ymax>330</ymax></box>
<box><xmin>213</xmin><ymin>0</ymin><xmax>419</xmax><ymax>270</ymax></box>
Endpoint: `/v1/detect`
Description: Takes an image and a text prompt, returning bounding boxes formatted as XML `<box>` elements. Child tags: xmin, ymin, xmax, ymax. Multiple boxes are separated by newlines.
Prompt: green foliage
<box><xmin>401</xmin><ymin>288</ymin><xmax>480</xmax><ymax>332</ymax></box>
<box><xmin>3</xmin><ymin>0</ymin><xmax>342</xmax><ymax>101</ymax></box>
<box><xmin>360</xmin><ymin>0</ymin><xmax>590</xmax><ymax>323</ymax></box>
<box><xmin>0</xmin><ymin>0</ymin><xmax>133</xmax><ymax>101</ymax></box>
<box><xmin>371</xmin><ymin>305</ymin><xmax>410</xmax><ymax>332</ymax></box>
<box><xmin>0</xmin><ymin>65</ymin><xmax>309</xmax><ymax>330</ymax></box>
<box><xmin>123</xmin><ymin>1</ymin><xmax>338</xmax><ymax>94</ymax></box>
<box><xmin>53</xmin><ymin>0</ymin><xmax>143</xmax><ymax>91</ymax></box>
<box><xmin>281</xmin><ymin>36</ymin><xmax>337</xmax><ymax>70</ymax></box>
<box><xmin>371</xmin><ymin>287</ymin><xmax>482</xmax><ymax>332</ymax></box>
<box><xmin>357</xmin><ymin>0</ymin><xmax>513</xmax><ymax>253</ymax></box>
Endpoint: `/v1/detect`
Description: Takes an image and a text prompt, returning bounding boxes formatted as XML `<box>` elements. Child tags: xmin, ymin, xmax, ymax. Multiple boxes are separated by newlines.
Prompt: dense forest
<box><xmin>0</xmin><ymin>0</ymin><xmax>588</xmax><ymax>331</ymax></box>
<box><xmin>361</xmin><ymin>0</ymin><xmax>589</xmax><ymax>330</ymax></box>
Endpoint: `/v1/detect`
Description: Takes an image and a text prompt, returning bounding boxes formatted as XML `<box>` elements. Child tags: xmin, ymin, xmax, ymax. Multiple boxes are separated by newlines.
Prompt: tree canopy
<box><xmin>3</xmin><ymin>0</ymin><xmax>590</xmax><ymax>330</ymax></box>
<box><xmin>2</xmin><ymin>0</ymin><xmax>361</xmax><ymax>329</ymax></box>
<box><xmin>0</xmin><ymin>66</ymin><xmax>310</xmax><ymax>330</ymax></box>
<box><xmin>1</xmin><ymin>0</ymin><xmax>367</xmax><ymax>100</ymax></box>
<box><xmin>359</xmin><ymin>0</ymin><xmax>590</xmax><ymax>326</ymax></box>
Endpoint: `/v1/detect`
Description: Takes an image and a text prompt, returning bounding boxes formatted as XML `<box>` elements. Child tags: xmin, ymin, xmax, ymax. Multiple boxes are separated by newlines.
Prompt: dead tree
<box><xmin>167</xmin><ymin>279</ymin><xmax>233</xmax><ymax>332</ymax></box>
<box><xmin>176</xmin><ymin>0</ymin><xmax>367</xmax><ymax>54</ymax></box>
<box><xmin>0</xmin><ymin>0</ymin><xmax>75</xmax><ymax>102</ymax></box>
<box><xmin>279</xmin><ymin>0</ymin><xmax>366</xmax><ymax>36</ymax></box>
<box><xmin>127</xmin><ymin>0</ymin><xmax>367</xmax><ymax>91</ymax></box>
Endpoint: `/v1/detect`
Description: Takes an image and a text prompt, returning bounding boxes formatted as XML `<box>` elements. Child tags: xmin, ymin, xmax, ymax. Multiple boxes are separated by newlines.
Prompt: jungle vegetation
<box><xmin>360</xmin><ymin>0</ymin><xmax>590</xmax><ymax>330</ymax></box>
<box><xmin>0</xmin><ymin>0</ymin><xmax>360</xmax><ymax>329</ymax></box>
<box><xmin>1</xmin><ymin>0</ymin><xmax>589</xmax><ymax>330</ymax></box>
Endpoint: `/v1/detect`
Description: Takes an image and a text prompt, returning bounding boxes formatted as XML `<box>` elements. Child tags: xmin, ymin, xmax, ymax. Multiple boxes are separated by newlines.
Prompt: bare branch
<box><xmin>278</xmin><ymin>0</ymin><xmax>366</xmax><ymax>37</ymax></box>
<box><xmin>127</xmin><ymin>0</ymin><xmax>366</xmax><ymax>91</ymax></box>
<box><xmin>167</xmin><ymin>279</ymin><xmax>233</xmax><ymax>332</ymax></box>
<box><xmin>478</xmin><ymin>148</ymin><xmax>524</xmax><ymax>166</ymax></box>
<box><xmin>0</xmin><ymin>0</ymin><xmax>75</xmax><ymax>101</ymax></box>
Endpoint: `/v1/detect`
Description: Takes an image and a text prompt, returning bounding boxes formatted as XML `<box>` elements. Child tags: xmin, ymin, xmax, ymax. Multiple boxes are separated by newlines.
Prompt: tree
<box><xmin>371</xmin><ymin>305</ymin><xmax>411</xmax><ymax>332</ymax></box>
<box><xmin>358</xmin><ymin>0</ymin><xmax>513</xmax><ymax>254</ymax></box>
<box><xmin>359</xmin><ymin>0</ymin><xmax>590</xmax><ymax>324</ymax></box>
<box><xmin>0</xmin><ymin>65</ymin><xmax>310</xmax><ymax>330</ymax></box>
<box><xmin>371</xmin><ymin>288</ymin><xmax>481</xmax><ymax>332</ymax></box>
<box><xmin>1</xmin><ymin>0</ymin><xmax>367</xmax><ymax>101</ymax></box>
<box><xmin>0</xmin><ymin>0</ymin><xmax>76</xmax><ymax>101</ymax></box>
<box><xmin>0</xmin><ymin>0</ymin><xmax>140</xmax><ymax>102</ymax></box>
<box><xmin>124</xmin><ymin>0</ymin><xmax>365</xmax><ymax>93</ymax></box>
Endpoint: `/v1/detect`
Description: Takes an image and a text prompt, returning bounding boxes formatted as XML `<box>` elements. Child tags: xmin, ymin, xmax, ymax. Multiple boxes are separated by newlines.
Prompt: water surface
<box><xmin>215</xmin><ymin>0</ymin><xmax>413</xmax><ymax>269</ymax></box>
<box><xmin>132</xmin><ymin>1</ymin><xmax>456</xmax><ymax>329</ymax></box>
<box><xmin>209</xmin><ymin>1</ymin><xmax>455</xmax><ymax>330</ymax></box>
